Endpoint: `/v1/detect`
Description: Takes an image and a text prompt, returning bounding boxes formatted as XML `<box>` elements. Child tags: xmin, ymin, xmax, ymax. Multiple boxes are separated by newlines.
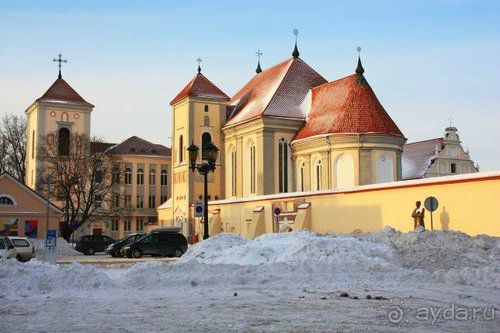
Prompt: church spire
<box><xmin>196</xmin><ymin>57</ymin><xmax>202</xmax><ymax>74</ymax></box>
<box><xmin>355</xmin><ymin>47</ymin><xmax>368</xmax><ymax>86</ymax></box>
<box><xmin>292</xmin><ymin>28</ymin><xmax>300</xmax><ymax>58</ymax></box>
<box><xmin>53</xmin><ymin>53</ymin><xmax>67</xmax><ymax>79</ymax></box>
<box><xmin>255</xmin><ymin>49</ymin><xmax>263</xmax><ymax>74</ymax></box>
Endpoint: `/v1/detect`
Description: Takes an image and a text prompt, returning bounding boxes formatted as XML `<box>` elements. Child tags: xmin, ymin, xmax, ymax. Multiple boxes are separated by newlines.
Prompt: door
<box><xmin>139</xmin><ymin>233</ymin><xmax>159</xmax><ymax>255</ymax></box>
<box><xmin>92</xmin><ymin>228</ymin><xmax>103</xmax><ymax>236</ymax></box>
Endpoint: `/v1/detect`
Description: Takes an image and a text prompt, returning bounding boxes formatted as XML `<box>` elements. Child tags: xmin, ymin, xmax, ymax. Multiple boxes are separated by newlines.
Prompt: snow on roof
<box><xmin>170</xmin><ymin>73</ymin><xmax>229</xmax><ymax>105</ymax></box>
<box><xmin>209</xmin><ymin>170</ymin><xmax>500</xmax><ymax>206</ymax></box>
<box><xmin>157</xmin><ymin>198</ymin><xmax>172</xmax><ymax>210</ymax></box>
<box><xmin>293</xmin><ymin>73</ymin><xmax>404</xmax><ymax>141</ymax></box>
<box><xmin>224</xmin><ymin>57</ymin><xmax>327</xmax><ymax>128</ymax></box>
<box><xmin>402</xmin><ymin>138</ymin><xmax>443</xmax><ymax>180</ymax></box>
<box><xmin>105</xmin><ymin>136</ymin><xmax>171</xmax><ymax>157</ymax></box>
<box><xmin>36</xmin><ymin>76</ymin><xmax>94</xmax><ymax>107</ymax></box>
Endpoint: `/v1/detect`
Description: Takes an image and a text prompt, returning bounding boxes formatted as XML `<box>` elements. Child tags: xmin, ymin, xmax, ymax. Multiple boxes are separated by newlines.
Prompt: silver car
<box><xmin>8</xmin><ymin>236</ymin><xmax>35</xmax><ymax>262</ymax></box>
<box><xmin>0</xmin><ymin>236</ymin><xmax>16</xmax><ymax>260</ymax></box>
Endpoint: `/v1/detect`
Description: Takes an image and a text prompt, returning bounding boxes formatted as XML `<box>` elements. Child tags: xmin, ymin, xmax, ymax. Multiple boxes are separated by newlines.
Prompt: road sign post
<box><xmin>273</xmin><ymin>207</ymin><xmax>281</xmax><ymax>233</ymax></box>
<box><xmin>45</xmin><ymin>229</ymin><xmax>57</xmax><ymax>264</ymax></box>
<box><xmin>194</xmin><ymin>200</ymin><xmax>204</xmax><ymax>218</ymax></box>
<box><xmin>424</xmin><ymin>196</ymin><xmax>439</xmax><ymax>231</ymax></box>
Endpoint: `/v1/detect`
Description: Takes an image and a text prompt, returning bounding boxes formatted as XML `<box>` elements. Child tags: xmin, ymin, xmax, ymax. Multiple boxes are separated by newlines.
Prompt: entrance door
<box><xmin>92</xmin><ymin>228</ymin><xmax>103</xmax><ymax>236</ymax></box>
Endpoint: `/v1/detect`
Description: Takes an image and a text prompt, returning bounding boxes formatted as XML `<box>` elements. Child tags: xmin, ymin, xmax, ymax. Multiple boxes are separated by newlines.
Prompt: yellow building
<box><xmin>25</xmin><ymin>71</ymin><xmax>172</xmax><ymax>239</ymax></box>
<box><xmin>165</xmin><ymin>43</ymin><xmax>408</xmax><ymax>240</ymax></box>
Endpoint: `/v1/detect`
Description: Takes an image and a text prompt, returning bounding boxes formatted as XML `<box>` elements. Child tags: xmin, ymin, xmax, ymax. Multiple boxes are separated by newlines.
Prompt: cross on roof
<box><xmin>53</xmin><ymin>54</ymin><xmax>67</xmax><ymax>79</ymax></box>
<box><xmin>196</xmin><ymin>57</ymin><xmax>202</xmax><ymax>73</ymax></box>
<box><xmin>448</xmin><ymin>116</ymin><xmax>454</xmax><ymax>127</ymax></box>
<box><xmin>357</xmin><ymin>46</ymin><xmax>362</xmax><ymax>56</ymax></box>
<box><xmin>255</xmin><ymin>49</ymin><xmax>263</xmax><ymax>61</ymax></box>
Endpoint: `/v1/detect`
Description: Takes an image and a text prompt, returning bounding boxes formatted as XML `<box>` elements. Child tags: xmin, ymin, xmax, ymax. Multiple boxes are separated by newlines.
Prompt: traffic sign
<box><xmin>424</xmin><ymin>196</ymin><xmax>439</xmax><ymax>212</ymax></box>
<box><xmin>424</xmin><ymin>196</ymin><xmax>439</xmax><ymax>231</ymax></box>
<box><xmin>45</xmin><ymin>229</ymin><xmax>57</xmax><ymax>248</ymax></box>
<box><xmin>194</xmin><ymin>200</ymin><xmax>204</xmax><ymax>217</ymax></box>
<box><xmin>70</xmin><ymin>219</ymin><xmax>78</xmax><ymax>231</ymax></box>
<box><xmin>274</xmin><ymin>207</ymin><xmax>281</xmax><ymax>216</ymax></box>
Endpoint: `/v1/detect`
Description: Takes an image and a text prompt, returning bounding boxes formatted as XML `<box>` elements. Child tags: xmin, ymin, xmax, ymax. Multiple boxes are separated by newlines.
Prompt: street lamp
<box><xmin>187</xmin><ymin>141</ymin><xmax>219</xmax><ymax>239</ymax></box>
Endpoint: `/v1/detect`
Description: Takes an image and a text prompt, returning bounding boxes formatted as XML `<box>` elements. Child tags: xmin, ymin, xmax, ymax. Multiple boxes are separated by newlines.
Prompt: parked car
<box><xmin>75</xmin><ymin>235</ymin><xmax>115</xmax><ymax>255</ymax></box>
<box><xmin>124</xmin><ymin>228</ymin><xmax>187</xmax><ymax>259</ymax></box>
<box><xmin>8</xmin><ymin>236</ymin><xmax>35</xmax><ymax>262</ymax></box>
<box><xmin>0</xmin><ymin>236</ymin><xmax>16</xmax><ymax>260</ymax></box>
<box><xmin>105</xmin><ymin>233</ymin><xmax>146</xmax><ymax>257</ymax></box>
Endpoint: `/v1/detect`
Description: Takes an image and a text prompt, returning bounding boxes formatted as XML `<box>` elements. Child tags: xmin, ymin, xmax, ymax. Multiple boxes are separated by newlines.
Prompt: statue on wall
<box><xmin>412</xmin><ymin>201</ymin><xmax>426</xmax><ymax>229</ymax></box>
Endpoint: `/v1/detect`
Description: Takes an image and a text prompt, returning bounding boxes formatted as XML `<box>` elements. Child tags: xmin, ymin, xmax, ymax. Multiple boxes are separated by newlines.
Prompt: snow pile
<box><xmin>1</xmin><ymin>229</ymin><xmax>498</xmax><ymax>298</ymax></box>
<box><xmin>33</xmin><ymin>237</ymin><xmax>81</xmax><ymax>259</ymax></box>
<box><xmin>0</xmin><ymin>259</ymin><xmax>112</xmax><ymax>297</ymax></box>
<box><xmin>355</xmin><ymin>228</ymin><xmax>500</xmax><ymax>289</ymax></box>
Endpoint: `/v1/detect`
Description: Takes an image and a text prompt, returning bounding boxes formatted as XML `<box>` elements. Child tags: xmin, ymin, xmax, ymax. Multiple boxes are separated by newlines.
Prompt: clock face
<box><xmin>50</xmin><ymin>111</ymin><xmax>56</xmax><ymax>117</ymax></box>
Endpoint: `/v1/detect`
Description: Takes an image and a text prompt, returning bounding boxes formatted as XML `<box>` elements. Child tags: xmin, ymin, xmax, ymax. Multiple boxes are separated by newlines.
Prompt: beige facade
<box><xmin>0</xmin><ymin>173</ymin><xmax>61</xmax><ymax>239</ymax></box>
<box><xmin>171</xmin><ymin>96</ymin><xmax>227</xmax><ymax>238</ymax></box>
<box><xmin>74</xmin><ymin>152</ymin><xmax>171</xmax><ymax>239</ymax></box>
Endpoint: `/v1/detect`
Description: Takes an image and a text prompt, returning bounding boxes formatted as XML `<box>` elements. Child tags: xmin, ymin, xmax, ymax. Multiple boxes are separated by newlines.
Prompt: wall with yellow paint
<box><xmin>205</xmin><ymin>171</ymin><xmax>500</xmax><ymax>238</ymax></box>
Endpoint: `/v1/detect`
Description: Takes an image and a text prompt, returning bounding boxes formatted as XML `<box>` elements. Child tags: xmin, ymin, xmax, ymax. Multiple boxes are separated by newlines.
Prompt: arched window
<box><xmin>231</xmin><ymin>147</ymin><xmax>237</xmax><ymax>197</ymax></box>
<box><xmin>335</xmin><ymin>154</ymin><xmax>355</xmax><ymax>189</ymax></box>
<box><xmin>58</xmin><ymin>127</ymin><xmax>70</xmax><ymax>156</ymax></box>
<box><xmin>299</xmin><ymin>163</ymin><xmax>305</xmax><ymax>191</ymax></box>
<box><xmin>249</xmin><ymin>143</ymin><xmax>256</xmax><ymax>194</ymax></box>
<box><xmin>61</xmin><ymin>112</ymin><xmax>68</xmax><ymax>122</ymax></box>
<box><xmin>0</xmin><ymin>196</ymin><xmax>14</xmax><ymax>205</ymax></box>
<box><xmin>278</xmin><ymin>139</ymin><xmax>288</xmax><ymax>193</ymax></box>
<box><xmin>204</xmin><ymin>105</ymin><xmax>209</xmax><ymax>112</ymax></box>
<box><xmin>125</xmin><ymin>168</ymin><xmax>132</xmax><ymax>185</ymax></box>
<box><xmin>149</xmin><ymin>169</ymin><xmax>156</xmax><ymax>185</ymax></box>
<box><xmin>31</xmin><ymin>130</ymin><xmax>35</xmax><ymax>159</ymax></box>
<box><xmin>204</xmin><ymin>116</ymin><xmax>210</xmax><ymax>126</ymax></box>
<box><xmin>178</xmin><ymin>135</ymin><xmax>184</xmax><ymax>163</ymax></box>
<box><xmin>201</xmin><ymin>132</ymin><xmax>212</xmax><ymax>161</ymax></box>
<box><xmin>137</xmin><ymin>169</ymin><xmax>144</xmax><ymax>185</ymax></box>
<box><xmin>161</xmin><ymin>170</ymin><xmax>168</xmax><ymax>186</ymax></box>
<box><xmin>112</xmin><ymin>168</ymin><xmax>120</xmax><ymax>184</ymax></box>
<box><xmin>315</xmin><ymin>160</ymin><xmax>322</xmax><ymax>191</ymax></box>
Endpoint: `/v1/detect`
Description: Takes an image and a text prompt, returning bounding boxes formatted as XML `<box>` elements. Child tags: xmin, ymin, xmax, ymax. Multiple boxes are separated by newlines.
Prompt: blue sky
<box><xmin>1</xmin><ymin>0</ymin><xmax>499</xmax><ymax>170</ymax></box>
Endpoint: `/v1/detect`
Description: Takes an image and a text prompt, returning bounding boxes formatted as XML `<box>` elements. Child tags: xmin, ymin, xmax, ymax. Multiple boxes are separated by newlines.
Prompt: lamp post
<box><xmin>187</xmin><ymin>141</ymin><xmax>219</xmax><ymax>240</ymax></box>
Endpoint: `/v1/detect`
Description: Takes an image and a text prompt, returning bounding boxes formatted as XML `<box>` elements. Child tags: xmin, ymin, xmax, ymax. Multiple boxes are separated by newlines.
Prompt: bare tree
<box><xmin>0</xmin><ymin>114</ymin><xmax>26</xmax><ymax>182</ymax></box>
<box><xmin>37</xmin><ymin>132</ymin><xmax>122</xmax><ymax>240</ymax></box>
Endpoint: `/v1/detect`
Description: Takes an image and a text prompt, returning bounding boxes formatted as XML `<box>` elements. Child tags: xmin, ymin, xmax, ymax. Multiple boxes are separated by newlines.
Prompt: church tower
<box><xmin>169</xmin><ymin>62</ymin><xmax>229</xmax><ymax>238</ymax></box>
<box><xmin>25</xmin><ymin>56</ymin><xmax>94</xmax><ymax>190</ymax></box>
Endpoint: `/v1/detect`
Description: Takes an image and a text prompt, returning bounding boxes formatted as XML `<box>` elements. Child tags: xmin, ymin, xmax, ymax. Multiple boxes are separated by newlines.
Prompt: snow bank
<box><xmin>0</xmin><ymin>259</ymin><xmax>112</xmax><ymax>297</ymax></box>
<box><xmin>32</xmin><ymin>237</ymin><xmax>82</xmax><ymax>258</ymax></box>
<box><xmin>1</xmin><ymin>229</ymin><xmax>498</xmax><ymax>298</ymax></box>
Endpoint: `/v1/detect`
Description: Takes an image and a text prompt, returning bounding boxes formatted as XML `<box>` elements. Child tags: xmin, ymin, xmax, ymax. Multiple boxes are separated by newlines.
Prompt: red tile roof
<box><xmin>224</xmin><ymin>57</ymin><xmax>327</xmax><ymax>127</ymax></box>
<box><xmin>37</xmin><ymin>77</ymin><xmax>94</xmax><ymax>107</ymax></box>
<box><xmin>170</xmin><ymin>73</ymin><xmax>229</xmax><ymax>105</ymax></box>
<box><xmin>293</xmin><ymin>73</ymin><xmax>404</xmax><ymax>141</ymax></box>
<box><xmin>402</xmin><ymin>138</ymin><xmax>443</xmax><ymax>180</ymax></box>
<box><xmin>105</xmin><ymin>136</ymin><xmax>171</xmax><ymax>157</ymax></box>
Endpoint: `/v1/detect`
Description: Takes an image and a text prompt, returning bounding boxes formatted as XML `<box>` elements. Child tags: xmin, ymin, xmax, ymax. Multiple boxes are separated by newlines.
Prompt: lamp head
<box><xmin>187</xmin><ymin>143</ymin><xmax>199</xmax><ymax>171</ymax></box>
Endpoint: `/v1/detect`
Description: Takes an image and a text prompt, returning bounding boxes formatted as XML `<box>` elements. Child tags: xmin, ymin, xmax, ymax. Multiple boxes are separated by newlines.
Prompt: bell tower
<box><xmin>169</xmin><ymin>60</ymin><xmax>228</xmax><ymax>239</ymax></box>
<box><xmin>25</xmin><ymin>55</ymin><xmax>94</xmax><ymax>190</ymax></box>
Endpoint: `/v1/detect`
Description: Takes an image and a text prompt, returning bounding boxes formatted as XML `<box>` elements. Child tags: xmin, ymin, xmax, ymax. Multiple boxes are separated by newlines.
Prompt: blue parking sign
<box><xmin>45</xmin><ymin>229</ymin><xmax>57</xmax><ymax>248</ymax></box>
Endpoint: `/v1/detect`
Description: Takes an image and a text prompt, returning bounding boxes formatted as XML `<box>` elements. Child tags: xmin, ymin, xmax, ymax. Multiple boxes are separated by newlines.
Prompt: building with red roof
<box><xmin>167</xmin><ymin>42</ymin><xmax>408</xmax><ymax>234</ymax></box>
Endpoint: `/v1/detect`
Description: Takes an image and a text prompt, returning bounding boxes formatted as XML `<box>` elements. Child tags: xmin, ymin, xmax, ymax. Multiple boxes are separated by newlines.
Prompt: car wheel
<box><xmin>16</xmin><ymin>254</ymin><xmax>24</xmax><ymax>262</ymax></box>
<box><xmin>172</xmin><ymin>248</ymin><xmax>184</xmax><ymax>257</ymax></box>
<box><xmin>131</xmin><ymin>249</ymin><xmax>142</xmax><ymax>259</ymax></box>
<box><xmin>86</xmin><ymin>248</ymin><xmax>95</xmax><ymax>255</ymax></box>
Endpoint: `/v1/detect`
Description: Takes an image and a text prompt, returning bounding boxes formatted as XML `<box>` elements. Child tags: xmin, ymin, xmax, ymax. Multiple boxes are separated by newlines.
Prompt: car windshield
<box><xmin>0</xmin><ymin>238</ymin><xmax>5</xmax><ymax>249</ymax></box>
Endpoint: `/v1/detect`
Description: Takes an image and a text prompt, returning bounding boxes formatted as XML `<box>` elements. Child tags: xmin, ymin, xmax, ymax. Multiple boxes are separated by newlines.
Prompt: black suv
<box><xmin>76</xmin><ymin>235</ymin><xmax>115</xmax><ymax>255</ymax></box>
<box><xmin>105</xmin><ymin>233</ymin><xmax>146</xmax><ymax>257</ymax></box>
<box><xmin>124</xmin><ymin>229</ymin><xmax>187</xmax><ymax>258</ymax></box>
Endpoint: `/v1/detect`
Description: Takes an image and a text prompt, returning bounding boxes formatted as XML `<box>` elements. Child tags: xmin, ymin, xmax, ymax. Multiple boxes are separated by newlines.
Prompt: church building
<box><xmin>167</xmin><ymin>41</ymin><xmax>406</xmax><ymax>233</ymax></box>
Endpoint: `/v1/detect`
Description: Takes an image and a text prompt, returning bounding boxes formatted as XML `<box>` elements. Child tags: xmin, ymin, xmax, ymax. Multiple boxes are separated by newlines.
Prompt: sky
<box><xmin>1</xmin><ymin>0</ymin><xmax>499</xmax><ymax>170</ymax></box>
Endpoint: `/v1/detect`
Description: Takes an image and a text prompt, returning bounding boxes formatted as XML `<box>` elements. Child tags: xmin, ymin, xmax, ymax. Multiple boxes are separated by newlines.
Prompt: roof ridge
<box><xmin>405</xmin><ymin>138</ymin><xmax>443</xmax><ymax>146</ymax></box>
<box><xmin>261</xmin><ymin>58</ymin><xmax>296</xmax><ymax>115</ymax></box>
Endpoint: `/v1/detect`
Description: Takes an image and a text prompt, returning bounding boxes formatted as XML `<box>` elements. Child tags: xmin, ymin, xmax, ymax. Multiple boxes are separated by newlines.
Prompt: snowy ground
<box><xmin>0</xmin><ymin>228</ymin><xmax>498</xmax><ymax>332</ymax></box>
